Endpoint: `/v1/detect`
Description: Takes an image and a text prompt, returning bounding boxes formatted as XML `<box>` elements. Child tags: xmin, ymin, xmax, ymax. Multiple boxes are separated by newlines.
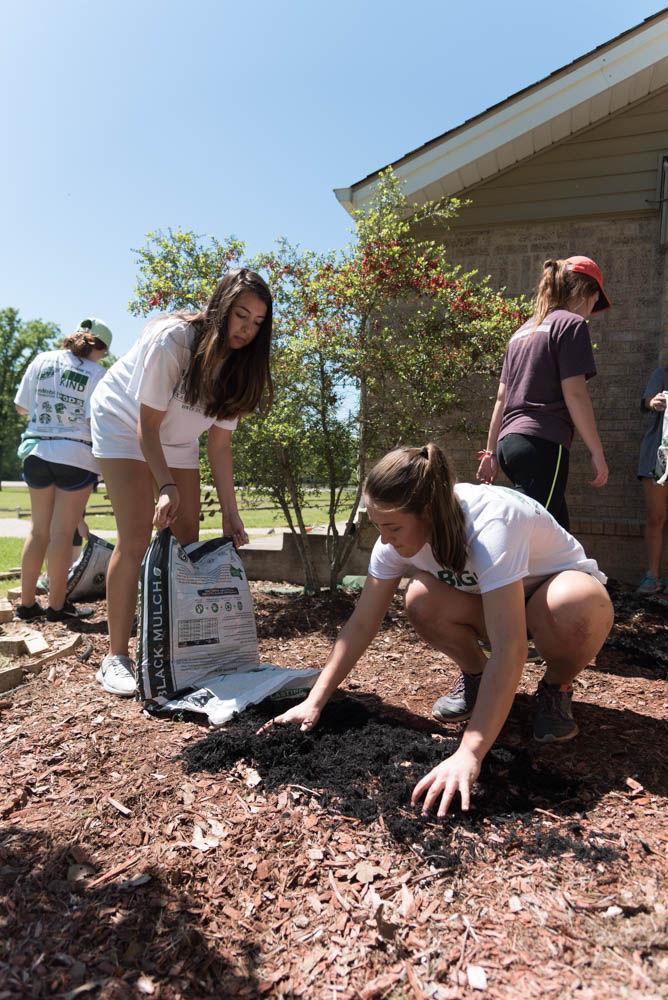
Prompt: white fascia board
<box><xmin>339</xmin><ymin>17</ymin><xmax>668</xmax><ymax>214</ymax></box>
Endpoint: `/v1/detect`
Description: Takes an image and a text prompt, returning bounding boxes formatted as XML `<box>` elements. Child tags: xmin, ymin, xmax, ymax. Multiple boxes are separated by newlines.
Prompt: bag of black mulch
<box><xmin>66</xmin><ymin>533</ymin><xmax>114</xmax><ymax>601</ymax></box>
<box><xmin>137</xmin><ymin>530</ymin><xmax>318</xmax><ymax>725</ymax></box>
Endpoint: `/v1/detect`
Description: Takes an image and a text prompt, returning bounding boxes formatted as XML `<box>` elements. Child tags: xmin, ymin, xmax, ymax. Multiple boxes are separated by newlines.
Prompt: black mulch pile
<box><xmin>183</xmin><ymin>697</ymin><xmax>620</xmax><ymax>867</ymax></box>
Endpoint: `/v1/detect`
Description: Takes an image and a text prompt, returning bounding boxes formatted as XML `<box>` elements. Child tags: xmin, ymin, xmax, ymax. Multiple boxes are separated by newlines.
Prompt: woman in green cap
<box><xmin>14</xmin><ymin>318</ymin><xmax>112</xmax><ymax>622</ymax></box>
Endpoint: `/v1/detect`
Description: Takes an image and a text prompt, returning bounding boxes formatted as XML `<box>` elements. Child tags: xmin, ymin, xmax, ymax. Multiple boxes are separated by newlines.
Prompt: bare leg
<box><xmin>642</xmin><ymin>479</ymin><xmax>668</xmax><ymax>579</ymax></box>
<box><xmin>21</xmin><ymin>486</ymin><xmax>54</xmax><ymax>606</ymax></box>
<box><xmin>170</xmin><ymin>467</ymin><xmax>200</xmax><ymax>547</ymax></box>
<box><xmin>47</xmin><ymin>485</ymin><xmax>94</xmax><ymax>610</ymax></box>
<box><xmin>405</xmin><ymin>572</ymin><xmax>487</xmax><ymax>675</ymax></box>
<box><xmin>526</xmin><ymin>570</ymin><xmax>614</xmax><ymax>685</ymax></box>
<box><xmin>98</xmin><ymin>459</ymin><xmax>154</xmax><ymax>658</ymax></box>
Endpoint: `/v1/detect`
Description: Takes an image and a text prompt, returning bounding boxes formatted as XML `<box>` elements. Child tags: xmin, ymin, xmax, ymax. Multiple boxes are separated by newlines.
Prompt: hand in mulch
<box><xmin>256</xmin><ymin>696</ymin><xmax>321</xmax><ymax>734</ymax></box>
<box><xmin>411</xmin><ymin>745</ymin><xmax>482</xmax><ymax>817</ymax></box>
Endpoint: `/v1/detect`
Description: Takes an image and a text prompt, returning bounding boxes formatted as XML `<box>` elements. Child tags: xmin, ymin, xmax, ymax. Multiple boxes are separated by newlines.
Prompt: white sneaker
<box><xmin>96</xmin><ymin>654</ymin><xmax>137</xmax><ymax>697</ymax></box>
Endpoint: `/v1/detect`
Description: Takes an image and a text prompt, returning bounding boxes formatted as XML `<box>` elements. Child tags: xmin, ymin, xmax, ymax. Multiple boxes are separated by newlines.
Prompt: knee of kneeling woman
<box><xmin>404</xmin><ymin>573</ymin><xmax>434</xmax><ymax>627</ymax></box>
<box><xmin>549</xmin><ymin>592</ymin><xmax>612</xmax><ymax>649</ymax></box>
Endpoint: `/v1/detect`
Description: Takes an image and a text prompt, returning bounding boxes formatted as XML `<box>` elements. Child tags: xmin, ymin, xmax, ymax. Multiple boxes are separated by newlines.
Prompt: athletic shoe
<box><xmin>432</xmin><ymin>670</ymin><xmax>483</xmax><ymax>722</ymax></box>
<box><xmin>46</xmin><ymin>601</ymin><xmax>94</xmax><ymax>622</ymax></box>
<box><xmin>533</xmin><ymin>680</ymin><xmax>579</xmax><ymax>743</ymax></box>
<box><xmin>636</xmin><ymin>573</ymin><xmax>661</xmax><ymax>596</ymax></box>
<box><xmin>95</xmin><ymin>654</ymin><xmax>137</xmax><ymax>697</ymax></box>
<box><xmin>15</xmin><ymin>602</ymin><xmax>45</xmax><ymax>622</ymax></box>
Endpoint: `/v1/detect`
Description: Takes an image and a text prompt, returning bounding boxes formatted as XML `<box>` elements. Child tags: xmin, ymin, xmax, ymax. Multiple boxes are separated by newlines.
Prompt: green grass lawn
<box><xmin>0</xmin><ymin>487</ymin><xmax>358</xmax><ymax>597</ymax></box>
<box><xmin>0</xmin><ymin>537</ymin><xmax>24</xmax><ymax>600</ymax></box>
<box><xmin>0</xmin><ymin>486</ymin><xmax>354</xmax><ymax>532</ymax></box>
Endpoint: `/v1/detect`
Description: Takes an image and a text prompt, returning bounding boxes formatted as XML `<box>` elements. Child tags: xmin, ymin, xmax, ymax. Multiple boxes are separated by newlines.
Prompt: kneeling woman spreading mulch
<box><xmin>258</xmin><ymin>442</ymin><xmax>614</xmax><ymax>818</ymax></box>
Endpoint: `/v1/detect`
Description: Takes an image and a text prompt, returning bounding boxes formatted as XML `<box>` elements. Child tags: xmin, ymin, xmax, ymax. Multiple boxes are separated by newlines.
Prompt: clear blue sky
<box><xmin>1</xmin><ymin>0</ymin><xmax>662</xmax><ymax>357</ymax></box>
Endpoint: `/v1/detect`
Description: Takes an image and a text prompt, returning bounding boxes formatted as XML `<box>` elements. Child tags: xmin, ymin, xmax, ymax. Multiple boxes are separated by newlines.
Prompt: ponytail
<box><xmin>61</xmin><ymin>331</ymin><xmax>107</xmax><ymax>359</ymax></box>
<box><xmin>532</xmin><ymin>258</ymin><xmax>600</xmax><ymax>326</ymax></box>
<box><xmin>365</xmin><ymin>442</ymin><xmax>468</xmax><ymax>573</ymax></box>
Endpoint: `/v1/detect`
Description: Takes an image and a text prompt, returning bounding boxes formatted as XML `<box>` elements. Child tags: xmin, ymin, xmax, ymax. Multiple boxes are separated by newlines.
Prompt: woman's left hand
<box><xmin>476</xmin><ymin>453</ymin><xmax>498</xmax><ymax>484</ymax></box>
<box><xmin>224</xmin><ymin>510</ymin><xmax>249</xmax><ymax>548</ymax></box>
<box><xmin>411</xmin><ymin>746</ymin><xmax>482</xmax><ymax>817</ymax></box>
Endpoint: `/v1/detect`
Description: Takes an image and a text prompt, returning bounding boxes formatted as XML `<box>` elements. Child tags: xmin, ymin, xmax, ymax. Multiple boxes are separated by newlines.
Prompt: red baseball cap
<box><xmin>564</xmin><ymin>256</ymin><xmax>610</xmax><ymax>312</ymax></box>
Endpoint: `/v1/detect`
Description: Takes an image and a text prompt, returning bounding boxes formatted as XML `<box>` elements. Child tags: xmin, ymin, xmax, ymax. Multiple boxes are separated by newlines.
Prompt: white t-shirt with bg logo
<box><xmin>368</xmin><ymin>483</ymin><xmax>606</xmax><ymax>596</ymax></box>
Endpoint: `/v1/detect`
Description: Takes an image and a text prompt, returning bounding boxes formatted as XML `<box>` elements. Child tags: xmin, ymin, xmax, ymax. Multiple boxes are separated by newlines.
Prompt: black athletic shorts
<box><xmin>497</xmin><ymin>433</ymin><xmax>570</xmax><ymax>531</ymax></box>
<box><xmin>22</xmin><ymin>455</ymin><xmax>98</xmax><ymax>492</ymax></box>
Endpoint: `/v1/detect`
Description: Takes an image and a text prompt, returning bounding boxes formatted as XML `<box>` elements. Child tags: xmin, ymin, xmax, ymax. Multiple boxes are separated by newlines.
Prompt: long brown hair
<box><xmin>365</xmin><ymin>443</ymin><xmax>468</xmax><ymax>573</ymax></box>
<box><xmin>533</xmin><ymin>259</ymin><xmax>600</xmax><ymax>326</ymax></box>
<box><xmin>181</xmin><ymin>268</ymin><xmax>273</xmax><ymax>419</ymax></box>
<box><xmin>61</xmin><ymin>332</ymin><xmax>107</xmax><ymax>359</ymax></box>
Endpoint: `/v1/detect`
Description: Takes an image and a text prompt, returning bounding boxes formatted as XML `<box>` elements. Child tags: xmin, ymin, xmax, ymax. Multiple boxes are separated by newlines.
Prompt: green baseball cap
<box><xmin>78</xmin><ymin>317</ymin><xmax>113</xmax><ymax>348</ymax></box>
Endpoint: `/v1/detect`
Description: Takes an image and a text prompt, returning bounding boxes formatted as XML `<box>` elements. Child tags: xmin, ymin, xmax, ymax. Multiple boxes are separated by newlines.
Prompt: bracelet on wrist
<box><xmin>477</xmin><ymin>449</ymin><xmax>495</xmax><ymax>459</ymax></box>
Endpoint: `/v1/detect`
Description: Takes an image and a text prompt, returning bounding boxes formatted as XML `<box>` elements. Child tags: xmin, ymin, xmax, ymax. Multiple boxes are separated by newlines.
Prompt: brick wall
<box><xmin>430</xmin><ymin>213</ymin><xmax>666</xmax><ymax>584</ymax></box>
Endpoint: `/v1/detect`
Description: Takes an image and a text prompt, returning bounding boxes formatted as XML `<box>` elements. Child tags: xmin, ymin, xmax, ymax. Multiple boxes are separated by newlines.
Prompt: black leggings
<box><xmin>497</xmin><ymin>433</ymin><xmax>570</xmax><ymax>530</ymax></box>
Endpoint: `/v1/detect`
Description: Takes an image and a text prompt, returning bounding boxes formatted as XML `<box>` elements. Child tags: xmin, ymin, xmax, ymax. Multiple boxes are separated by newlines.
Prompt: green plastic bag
<box><xmin>17</xmin><ymin>436</ymin><xmax>40</xmax><ymax>461</ymax></box>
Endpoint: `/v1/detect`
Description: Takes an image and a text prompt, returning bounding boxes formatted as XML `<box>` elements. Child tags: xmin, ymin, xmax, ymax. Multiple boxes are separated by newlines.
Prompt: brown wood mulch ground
<box><xmin>0</xmin><ymin>582</ymin><xmax>666</xmax><ymax>999</ymax></box>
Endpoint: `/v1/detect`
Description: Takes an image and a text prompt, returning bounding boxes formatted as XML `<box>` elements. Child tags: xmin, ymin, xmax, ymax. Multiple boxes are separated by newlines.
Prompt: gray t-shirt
<box><xmin>498</xmin><ymin>309</ymin><xmax>596</xmax><ymax>449</ymax></box>
<box><xmin>638</xmin><ymin>366</ymin><xmax>667</xmax><ymax>479</ymax></box>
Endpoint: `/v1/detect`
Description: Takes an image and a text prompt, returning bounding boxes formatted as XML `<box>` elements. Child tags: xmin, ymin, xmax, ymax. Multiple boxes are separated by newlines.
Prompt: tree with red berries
<box><xmin>130</xmin><ymin>171</ymin><xmax>528</xmax><ymax>592</ymax></box>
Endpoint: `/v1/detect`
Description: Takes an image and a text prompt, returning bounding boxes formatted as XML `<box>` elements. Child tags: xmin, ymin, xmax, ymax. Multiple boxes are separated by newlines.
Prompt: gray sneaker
<box><xmin>96</xmin><ymin>654</ymin><xmax>137</xmax><ymax>697</ymax></box>
<box><xmin>533</xmin><ymin>680</ymin><xmax>578</xmax><ymax>743</ymax></box>
<box><xmin>432</xmin><ymin>671</ymin><xmax>483</xmax><ymax>722</ymax></box>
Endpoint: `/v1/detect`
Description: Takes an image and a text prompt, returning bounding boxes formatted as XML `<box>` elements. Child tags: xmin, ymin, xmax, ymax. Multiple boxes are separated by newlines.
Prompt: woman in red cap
<box><xmin>476</xmin><ymin>256</ymin><xmax>610</xmax><ymax>531</ymax></box>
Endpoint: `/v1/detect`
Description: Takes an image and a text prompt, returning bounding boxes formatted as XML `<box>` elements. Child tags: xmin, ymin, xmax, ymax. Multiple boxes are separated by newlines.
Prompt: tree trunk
<box><xmin>276</xmin><ymin>445</ymin><xmax>322</xmax><ymax>594</ymax></box>
<box><xmin>329</xmin><ymin>370</ymin><xmax>367</xmax><ymax>591</ymax></box>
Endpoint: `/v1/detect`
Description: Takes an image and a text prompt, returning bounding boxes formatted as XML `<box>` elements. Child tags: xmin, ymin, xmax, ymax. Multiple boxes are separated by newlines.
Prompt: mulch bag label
<box><xmin>66</xmin><ymin>533</ymin><xmax>114</xmax><ymax>601</ymax></box>
<box><xmin>137</xmin><ymin>530</ymin><xmax>318</xmax><ymax>724</ymax></box>
<box><xmin>655</xmin><ymin>391</ymin><xmax>668</xmax><ymax>485</ymax></box>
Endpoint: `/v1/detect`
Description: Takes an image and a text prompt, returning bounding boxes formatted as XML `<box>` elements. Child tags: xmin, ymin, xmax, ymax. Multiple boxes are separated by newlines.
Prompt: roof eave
<box><xmin>335</xmin><ymin>9</ymin><xmax>668</xmax><ymax>216</ymax></box>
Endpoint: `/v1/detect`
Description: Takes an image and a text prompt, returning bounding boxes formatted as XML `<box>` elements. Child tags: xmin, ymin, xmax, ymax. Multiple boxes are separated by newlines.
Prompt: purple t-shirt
<box><xmin>498</xmin><ymin>309</ymin><xmax>596</xmax><ymax>449</ymax></box>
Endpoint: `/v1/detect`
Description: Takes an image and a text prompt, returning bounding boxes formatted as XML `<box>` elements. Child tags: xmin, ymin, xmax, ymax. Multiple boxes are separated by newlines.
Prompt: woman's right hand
<box><xmin>649</xmin><ymin>392</ymin><xmax>667</xmax><ymax>412</ymax></box>
<box><xmin>154</xmin><ymin>483</ymin><xmax>180</xmax><ymax>529</ymax></box>
<box><xmin>476</xmin><ymin>453</ymin><xmax>498</xmax><ymax>484</ymax></box>
<box><xmin>256</xmin><ymin>697</ymin><xmax>322</xmax><ymax>735</ymax></box>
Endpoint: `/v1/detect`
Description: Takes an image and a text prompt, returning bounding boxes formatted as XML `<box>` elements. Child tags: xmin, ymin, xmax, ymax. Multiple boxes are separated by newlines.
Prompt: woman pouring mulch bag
<box><xmin>90</xmin><ymin>269</ymin><xmax>273</xmax><ymax>698</ymax></box>
<box><xmin>261</xmin><ymin>443</ymin><xmax>613</xmax><ymax>818</ymax></box>
<box><xmin>14</xmin><ymin>318</ymin><xmax>112</xmax><ymax>622</ymax></box>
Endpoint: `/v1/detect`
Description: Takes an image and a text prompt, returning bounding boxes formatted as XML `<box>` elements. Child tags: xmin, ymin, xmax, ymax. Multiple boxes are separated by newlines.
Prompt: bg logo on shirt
<box><xmin>59</xmin><ymin>370</ymin><xmax>90</xmax><ymax>393</ymax></box>
<box><xmin>438</xmin><ymin>568</ymin><xmax>478</xmax><ymax>588</ymax></box>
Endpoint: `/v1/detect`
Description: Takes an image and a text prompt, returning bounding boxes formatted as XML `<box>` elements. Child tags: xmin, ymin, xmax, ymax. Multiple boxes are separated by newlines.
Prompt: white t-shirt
<box><xmin>14</xmin><ymin>349</ymin><xmax>107</xmax><ymax>473</ymax></box>
<box><xmin>368</xmin><ymin>483</ymin><xmax>606</xmax><ymax>596</ymax></box>
<box><xmin>91</xmin><ymin>316</ymin><xmax>238</xmax><ymax>468</ymax></box>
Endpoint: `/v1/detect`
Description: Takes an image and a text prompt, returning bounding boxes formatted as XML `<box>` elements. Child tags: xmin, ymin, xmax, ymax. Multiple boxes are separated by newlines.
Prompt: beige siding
<box><xmin>452</xmin><ymin>88</ymin><xmax>668</xmax><ymax>226</ymax></box>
